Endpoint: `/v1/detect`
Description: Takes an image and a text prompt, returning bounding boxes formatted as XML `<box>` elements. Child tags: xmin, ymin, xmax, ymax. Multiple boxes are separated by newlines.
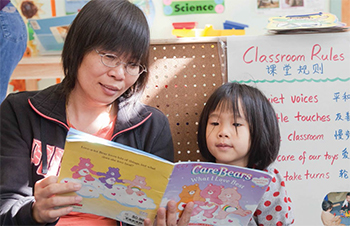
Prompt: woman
<box><xmin>0</xmin><ymin>0</ymin><xmax>193</xmax><ymax>225</ymax></box>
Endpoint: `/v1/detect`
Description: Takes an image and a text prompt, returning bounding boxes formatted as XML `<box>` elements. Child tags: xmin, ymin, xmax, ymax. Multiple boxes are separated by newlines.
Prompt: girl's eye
<box><xmin>210</xmin><ymin>122</ymin><xmax>219</xmax><ymax>126</ymax></box>
<box><xmin>233</xmin><ymin>123</ymin><xmax>242</xmax><ymax>127</ymax></box>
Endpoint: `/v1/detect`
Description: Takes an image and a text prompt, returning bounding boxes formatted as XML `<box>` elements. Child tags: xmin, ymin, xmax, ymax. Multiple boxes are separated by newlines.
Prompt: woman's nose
<box><xmin>107</xmin><ymin>64</ymin><xmax>126</xmax><ymax>80</ymax></box>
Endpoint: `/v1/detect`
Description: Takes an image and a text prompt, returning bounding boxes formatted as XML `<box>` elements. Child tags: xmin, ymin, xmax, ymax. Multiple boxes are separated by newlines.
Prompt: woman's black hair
<box><xmin>61</xmin><ymin>0</ymin><xmax>150</xmax><ymax>101</ymax></box>
<box><xmin>197</xmin><ymin>82</ymin><xmax>280</xmax><ymax>170</ymax></box>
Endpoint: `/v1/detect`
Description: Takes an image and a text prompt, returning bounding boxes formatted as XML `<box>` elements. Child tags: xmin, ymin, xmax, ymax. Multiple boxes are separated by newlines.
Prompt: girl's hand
<box><xmin>144</xmin><ymin>200</ymin><xmax>194</xmax><ymax>226</ymax></box>
<box><xmin>32</xmin><ymin>176</ymin><xmax>82</xmax><ymax>224</ymax></box>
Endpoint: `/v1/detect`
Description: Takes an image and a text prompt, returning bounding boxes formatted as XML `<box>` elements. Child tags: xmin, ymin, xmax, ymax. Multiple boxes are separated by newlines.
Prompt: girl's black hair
<box><xmin>197</xmin><ymin>82</ymin><xmax>280</xmax><ymax>170</ymax></box>
<box><xmin>61</xmin><ymin>0</ymin><xmax>150</xmax><ymax>101</ymax></box>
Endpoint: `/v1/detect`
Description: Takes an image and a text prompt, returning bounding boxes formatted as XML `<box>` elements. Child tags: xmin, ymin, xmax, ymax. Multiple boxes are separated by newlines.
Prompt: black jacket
<box><xmin>0</xmin><ymin>84</ymin><xmax>174</xmax><ymax>225</ymax></box>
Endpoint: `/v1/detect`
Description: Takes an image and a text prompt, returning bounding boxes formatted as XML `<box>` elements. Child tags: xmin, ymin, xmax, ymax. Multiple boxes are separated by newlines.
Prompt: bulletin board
<box><xmin>142</xmin><ymin>38</ymin><xmax>226</xmax><ymax>162</ymax></box>
<box><xmin>227</xmin><ymin>32</ymin><xmax>350</xmax><ymax>226</ymax></box>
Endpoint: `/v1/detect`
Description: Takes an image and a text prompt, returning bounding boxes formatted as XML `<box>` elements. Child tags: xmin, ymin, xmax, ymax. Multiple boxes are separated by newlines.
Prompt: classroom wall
<box><xmin>52</xmin><ymin>0</ymin><xmax>330</xmax><ymax>40</ymax></box>
<box><xmin>31</xmin><ymin>0</ymin><xmax>329</xmax><ymax>90</ymax></box>
<box><xmin>149</xmin><ymin>0</ymin><xmax>330</xmax><ymax>40</ymax></box>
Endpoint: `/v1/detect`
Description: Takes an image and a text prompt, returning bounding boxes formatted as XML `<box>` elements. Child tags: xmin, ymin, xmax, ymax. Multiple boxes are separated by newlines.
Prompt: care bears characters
<box><xmin>64</xmin><ymin>157</ymin><xmax>158</xmax><ymax>210</ymax></box>
<box><xmin>71</xmin><ymin>157</ymin><xmax>98</xmax><ymax>181</ymax></box>
<box><xmin>216</xmin><ymin>187</ymin><xmax>252</xmax><ymax>219</ymax></box>
<box><xmin>123</xmin><ymin>175</ymin><xmax>151</xmax><ymax>196</ymax></box>
<box><xmin>176</xmin><ymin>184</ymin><xmax>205</xmax><ymax>214</ymax></box>
<box><xmin>70</xmin><ymin>158</ymin><xmax>153</xmax><ymax>195</ymax></box>
<box><xmin>97</xmin><ymin>167</ymin><xmax>123</xmax><ymax>189</ymax></box>
<box><xmin>191</xmin><ymin>183</ymin><xmax>223</xmax><ymax>218</ymax></box>
<box><xmin>177</xmin><ymin>183</ymin><xmax>250</xmax><ymax>221</ymax></box>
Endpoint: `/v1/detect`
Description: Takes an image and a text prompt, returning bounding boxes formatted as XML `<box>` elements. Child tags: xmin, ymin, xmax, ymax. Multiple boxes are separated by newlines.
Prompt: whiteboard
<box><xmin>227</xmin><ymin>32</ymin><xmax>350</xmax><ymax>225</ymax></box>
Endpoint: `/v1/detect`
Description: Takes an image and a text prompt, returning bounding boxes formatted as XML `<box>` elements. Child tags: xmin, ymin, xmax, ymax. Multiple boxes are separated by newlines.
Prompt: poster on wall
<box><xmin>12</xmin><ymin>0</ymin><xmax>55</xmax><ymax>19</ymax></box>
<box><xmin>163</xmin><ymin>0</ymin><xmax>224</xmax><ymax>16</ymax></box>
<box><xmin>64</xmin><ymin>0</ymin><xmax>155</xmax><ymax>26</ymax></box>
<box><xmin>131</xmin><ymin>0</ymin><xmax>155</xmax><ymax>26</ymax></box>
<box><xmin>11</xmin><ymin>0</ymin><xmax>56</xmax><ymax>57</ymax></box>
<box><xmin>65</xmin><ymin>0</ymin><xmax>90</xmax><ymax>14</ymax></box>
<box><xmin>227</xmin><ymin>32</ymin><xmax>350</xmax><ymax>225</ymax></box>
<box><xmin>256</xmin><ymin>0</ymin><xmax>325</xmax><ymax>15</ymax></box>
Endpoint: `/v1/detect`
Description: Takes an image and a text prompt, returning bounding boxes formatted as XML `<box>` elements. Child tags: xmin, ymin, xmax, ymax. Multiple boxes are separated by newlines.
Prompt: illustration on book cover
<box><xmin>161</xmin><ymin>162</ymin><xmax>272</xmax><ymax>226</ymax></box>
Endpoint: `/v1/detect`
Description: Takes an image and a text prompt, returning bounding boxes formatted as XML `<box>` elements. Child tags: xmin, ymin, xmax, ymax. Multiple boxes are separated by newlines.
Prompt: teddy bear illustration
<box><xmin>96</xmin><ymin>167</ymin><xmax>123</xmax><ymax>189</ymax></box>
<box><xmin>71</xmin><ymin>157</ymin><xmax>98</xmax><ymax>181</ymax></box>
<box><xmin>177</xmin><ymin>184</ymin><xmax>205</xmax><ymax>214</ymax></box>
<box><xmin>216</xmin><ymin>187</ymin><xmax>252</xmax><ymax>219</ymax></box>
<box><xmin>191</xmin><ymin>183</ymin><xmax>223</xmax><ymax>218</ymax></box>
<box><xmin>123</xmin><ymin>175</ymin><xmax>151</xmax><ymax>196</ymax></box>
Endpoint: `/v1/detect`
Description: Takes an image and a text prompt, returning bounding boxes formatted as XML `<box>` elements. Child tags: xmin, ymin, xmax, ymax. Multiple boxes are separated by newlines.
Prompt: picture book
<box><xmin>58</xmin><ymin>128</ymin><xmax>272</xmax><ymax>226</ymax></box>
<box><xmin>28</xmin><ymin>14</ymin><xmax>76</xmax><ymax>55</ymax></box>
<box><xmin>160</xmin><ymin>163</ymin><xmax>271</xmax><ymax>226</ymax></box>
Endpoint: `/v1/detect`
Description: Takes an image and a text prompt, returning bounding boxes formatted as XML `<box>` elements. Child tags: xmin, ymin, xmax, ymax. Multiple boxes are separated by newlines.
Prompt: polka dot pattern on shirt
<box><xmin>250</xmin><ymin>166</ymin><xmax>294</xmax><ymax>226</ymax></box>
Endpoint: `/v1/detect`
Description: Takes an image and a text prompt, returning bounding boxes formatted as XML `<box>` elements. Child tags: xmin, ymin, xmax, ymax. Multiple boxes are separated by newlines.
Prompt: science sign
<box><xmin>163</xmin><ymin>0</ymin><xmax>224</xmax><ymax>16</ymax></box>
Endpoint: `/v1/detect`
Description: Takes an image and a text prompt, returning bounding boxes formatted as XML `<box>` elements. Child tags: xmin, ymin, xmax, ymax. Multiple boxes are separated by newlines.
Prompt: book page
<box><xmin>58</xmin><ymin>129</ymin><xmax>174</xmax><ymax>226</ymax></box>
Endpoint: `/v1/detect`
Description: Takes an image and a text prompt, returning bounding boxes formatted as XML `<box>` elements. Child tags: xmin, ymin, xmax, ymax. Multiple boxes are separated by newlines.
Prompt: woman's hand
<box><xmin>144</xmin><ymin>200</ymin><xmax>194</xmax><ymax>226</ymax></box>
<box><xmin>32</xmin><ymin>176</ymin><xmax>82</xmax><ymax>224</ymax></box>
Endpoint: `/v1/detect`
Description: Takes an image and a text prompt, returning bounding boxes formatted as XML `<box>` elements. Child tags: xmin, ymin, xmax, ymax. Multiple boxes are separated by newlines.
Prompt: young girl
<box><xmin>197</xmin><ymin>82</ymin><xmax>294</xmax><ymax>225</ymax></box>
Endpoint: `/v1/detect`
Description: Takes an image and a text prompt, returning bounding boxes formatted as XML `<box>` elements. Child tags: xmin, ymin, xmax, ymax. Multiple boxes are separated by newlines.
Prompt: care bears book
<box><xmin>161</xmin><ymin>163</ymin><xmax>272</xmax><ymax>226</ymax></box>
<box><xmin>58</xmin><ymin>128</ymin><xmax>272</xmax><ymax>226</ymax></box>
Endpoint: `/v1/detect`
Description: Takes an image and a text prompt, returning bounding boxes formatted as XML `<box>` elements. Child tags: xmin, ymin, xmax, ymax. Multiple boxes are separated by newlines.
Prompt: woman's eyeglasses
<box><xmin>95</xmin><ymin>49</ymin><xmax>147</xmax><ymax>76</ymax></box>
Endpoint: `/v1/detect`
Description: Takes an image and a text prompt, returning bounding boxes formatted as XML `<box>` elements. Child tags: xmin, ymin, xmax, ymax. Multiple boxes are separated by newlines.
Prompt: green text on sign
<box><xmin>163</xmin><ymin>0</ymin><xmax>225</xmax><ymax>16</ymax></box>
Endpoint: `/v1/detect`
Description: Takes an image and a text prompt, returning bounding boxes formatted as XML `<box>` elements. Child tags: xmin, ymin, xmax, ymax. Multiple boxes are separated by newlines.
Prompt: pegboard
<box><xmin>142</xmin><ymin>38</ymin><xmax>227</xmax><ymax>162</ymax></box>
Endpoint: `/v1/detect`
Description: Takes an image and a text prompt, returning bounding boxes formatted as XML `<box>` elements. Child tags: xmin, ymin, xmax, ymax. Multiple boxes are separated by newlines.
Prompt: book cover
<box><xmin>58</xmin><ymin>128</ymin><xmax>272</xmax><ymax>226</ymax></box>
<box><xmin>161</xmin><ymin>162</ymin><xmax>272</xmax><ymax>226</ymax></box>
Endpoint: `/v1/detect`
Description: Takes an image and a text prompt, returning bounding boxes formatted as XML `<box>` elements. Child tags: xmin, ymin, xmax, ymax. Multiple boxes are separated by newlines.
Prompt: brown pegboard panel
<box><xmin>141</xmin><ymin>39</ymin><xmax>226</xmax><ymax>162</ymax></box>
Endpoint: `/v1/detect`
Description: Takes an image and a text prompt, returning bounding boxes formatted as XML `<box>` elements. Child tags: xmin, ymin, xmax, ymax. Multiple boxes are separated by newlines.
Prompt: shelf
<box><xmin>11</xmin><ymin>55</ymin><xmax>63</xmax><ymax>80</ymax></box>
